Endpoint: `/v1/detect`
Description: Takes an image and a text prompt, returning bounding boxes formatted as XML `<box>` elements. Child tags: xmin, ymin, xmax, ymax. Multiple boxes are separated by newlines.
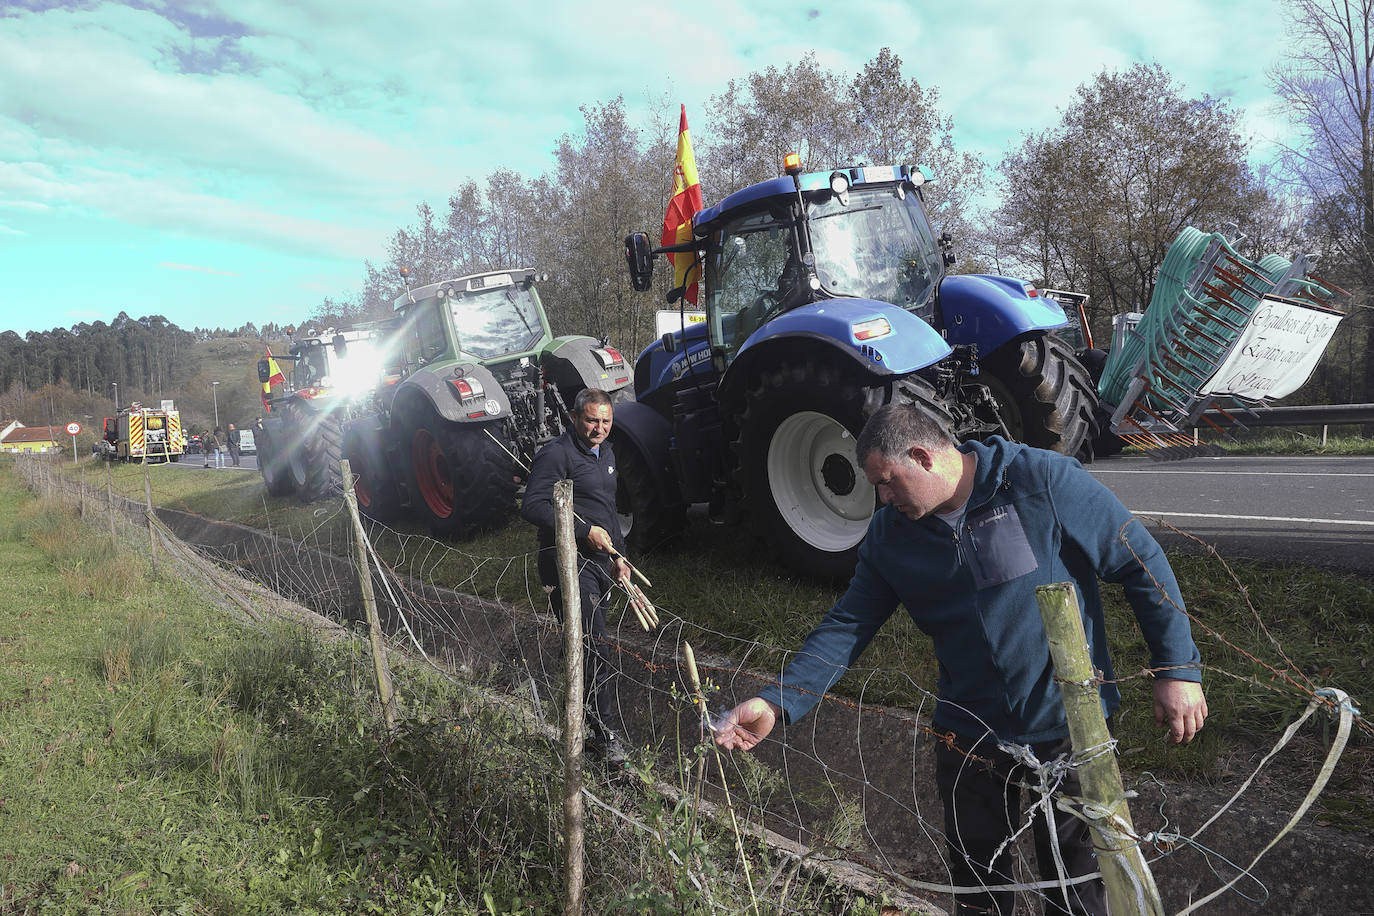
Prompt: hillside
<box><xmin>0</xmin><ymin>335</ymin><xmax>286</xmax><ymax>452</ymax></box>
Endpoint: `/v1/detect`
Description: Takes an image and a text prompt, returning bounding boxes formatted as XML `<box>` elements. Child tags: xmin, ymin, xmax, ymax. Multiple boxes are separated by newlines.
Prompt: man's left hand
<box><xmin>1153</xmin><ymin>678</ymin><xmax>1208</xmax><ymax>744</ymax></box>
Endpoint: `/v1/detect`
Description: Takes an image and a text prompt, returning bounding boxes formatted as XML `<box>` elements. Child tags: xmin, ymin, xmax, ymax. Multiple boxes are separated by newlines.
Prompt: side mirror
<box><xmin>660</xmin><ymin>332</ymin><xmax>677</xmax><ymax>354</ymax></box>
<box><xmin>625</xmin><ymin>232</ymin><xmax>654</xmax><ymax>291</ymax></box>
<box><xmin>332</xmin><ymin>334</ymin><xmax>348</xmax><ymax>358</ymax></box>
<box><xmin>257</xmin><ymin>359</ymin><xmax>271</xmax><ymax>384</ymax></box>
<box><xmin>940</xmin><ymin>232</ymin><xmax>956</xmax><ymax>268</ymax></box>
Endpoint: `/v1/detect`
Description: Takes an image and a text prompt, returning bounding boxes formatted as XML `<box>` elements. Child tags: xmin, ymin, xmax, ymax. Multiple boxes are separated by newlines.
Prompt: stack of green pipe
<box><xmin>1097</xmin><ymin>228</ymin><xmax>1340</xmax><ymax>416</ymax></box>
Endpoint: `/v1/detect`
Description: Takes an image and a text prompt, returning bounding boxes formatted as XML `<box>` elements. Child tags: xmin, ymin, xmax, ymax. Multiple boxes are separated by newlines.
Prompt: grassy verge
<box><xmin>1115</xmin><ymin>431</ymin><xmax>1374</xmax><ymax>457</ymax></box>
<box><xmin>1212</xmin><ymin>431</ymin><xmax>1374</xmax><ymax>456</ymax></box>
<box><xmin>43</xmin><ymin>455</ymin><xmax>1374</xmax><ymax>829</ymax></box>
<box><xmin>0</xmin><ymin>466</ymin><xmax>905</xmax><ymax>915</ymax></box>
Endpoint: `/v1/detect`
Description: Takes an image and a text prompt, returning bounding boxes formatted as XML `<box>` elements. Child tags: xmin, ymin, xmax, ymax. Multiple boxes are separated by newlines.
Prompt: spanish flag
<box><xmin>262</xmin><ymin>348</ymin><xmax>285</xmax><ymax>412</ymax></box>
<box><xmin>660</xmin><ymin>104</ymin><xmax>704</xmax><ymax>304</ymax></box>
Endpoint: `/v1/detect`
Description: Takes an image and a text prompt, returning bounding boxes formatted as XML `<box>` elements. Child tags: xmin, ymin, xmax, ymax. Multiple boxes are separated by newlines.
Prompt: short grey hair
<box><xmin>855</xmin><ymin>403</ymin><xmax>956</xmax><ymax>466</ymax></box>
<box><xmin>573</xmin><ymin>387</ymin><xmax>613</xmax><ymax>416</ymax></box>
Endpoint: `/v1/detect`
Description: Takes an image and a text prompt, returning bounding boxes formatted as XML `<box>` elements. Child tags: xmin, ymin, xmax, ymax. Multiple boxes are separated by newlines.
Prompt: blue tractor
<box><xmin>618</xmin><ymin>158</ymin><xmax>1097</xmax><ymax>580</ymax></box>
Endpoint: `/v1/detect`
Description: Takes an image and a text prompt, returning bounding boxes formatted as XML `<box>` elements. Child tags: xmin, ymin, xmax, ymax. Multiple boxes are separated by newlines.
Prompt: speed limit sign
<box><xmin>66</xmin><ymin>422</ymin><xmax>81</xmax><ymax>436</ymax></box>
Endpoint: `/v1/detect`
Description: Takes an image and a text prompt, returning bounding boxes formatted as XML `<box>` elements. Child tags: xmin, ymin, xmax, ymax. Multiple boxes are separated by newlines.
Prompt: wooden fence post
<box><xmin>106</xmin><ymin>461</ymin><xmax>116</xmax><ymax>542</ymax></box>
<box><xmin>1036</xmin><ymin>582</ymin><xmax>1163</xmax><ymax>916</ymax></box>
<box><xmin>340</xmin><ymin>459</ymin><xmax>397</xmax><ymax>733</ymax></box>
<box><xmin>556</xmin><ymin>479</ymin><xmax>585</xmax><ymax>916</ymax></box>
<box><xmin>144</xmin><ymin>458</ymin><xmax>156</xmax><ymax>569</ymax></box>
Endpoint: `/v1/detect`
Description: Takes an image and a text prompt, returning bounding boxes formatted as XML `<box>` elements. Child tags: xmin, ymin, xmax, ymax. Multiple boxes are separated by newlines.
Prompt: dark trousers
<box><xmin>228</xmin><ymin>444</ymin><xmax>240</xmax><ymax>466</ymax></box>
<box><xmin>538</xmin><ymin>551</ymin><xmax>620</xmax><ymax>735</ymax></box>
<box><xmin>934</xmin><ymin>733</ymin><xmax>1106</xmax><ymax>915</ymax></box>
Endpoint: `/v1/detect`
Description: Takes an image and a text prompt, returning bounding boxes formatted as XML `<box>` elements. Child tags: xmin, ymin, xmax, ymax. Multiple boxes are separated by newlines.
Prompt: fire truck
<box><xmin>100</xmin><ymin>402</ymin><xmax>184</xmax><ymax>462</ymax></box>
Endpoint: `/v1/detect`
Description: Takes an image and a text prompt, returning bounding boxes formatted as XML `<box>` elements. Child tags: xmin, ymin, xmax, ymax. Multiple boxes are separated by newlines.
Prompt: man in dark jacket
<box><xmin>714</xmin><ymin>403</ymin><xmax>1207</xmax><ymax>916</ymax></box>
<box><xmin>521</xmin><ymin>388</ymin><xmax>632</xmax><ymax>763</ymax></box>
<box><xmin>226</xmin><ymin>423</ymin><xmax>241</xmax><ymax>467</ymax></box>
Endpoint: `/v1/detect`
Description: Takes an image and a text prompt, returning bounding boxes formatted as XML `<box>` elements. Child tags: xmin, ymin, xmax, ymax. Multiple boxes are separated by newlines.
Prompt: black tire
<box><xmin>980</xmin><ymin>333</ymin><xmax>1097</xmax><ymax>458</ymax></box>
<box><xmin>258</xmin><ymin>423</ymin><xmax>297</xmax><ymax>497</ymax></box>
<box><xmin>736</xmin><ymin>361</ymin><xmax>954</xmax><ymax>581</ymax></box>
<box><xmin>610</xmin><ymin>431</ymin><xmax>684</xmax><ymax>553</ymax></box>
<box><xmin>343</xmin><ymin>424</ymin><xmax>401</xmax><ymax>521</ymax></box>
<box><xmin>400</xmin><ymin>400</ymin><xmax>516</xmax><ymax>538</ymax></box>
<box><xmin>285</xmin><ymin>404</ymin><xmax>342</xmax><ymax>503</ymax></box>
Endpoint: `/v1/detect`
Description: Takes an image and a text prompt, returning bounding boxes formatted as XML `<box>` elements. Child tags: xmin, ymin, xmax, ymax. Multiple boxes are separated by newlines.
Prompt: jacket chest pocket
<box><xmin>965</xmin><ymin>503</ymin><xmax>1038</xmax><ymax>589</ymax></box>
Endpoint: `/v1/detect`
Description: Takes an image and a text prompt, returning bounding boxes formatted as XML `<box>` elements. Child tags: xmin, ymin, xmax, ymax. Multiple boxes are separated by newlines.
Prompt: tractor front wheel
<box><xmin>611</xmin><ymin>432</ymin><xmax>684</xmax><ymax>554</ymax></box>
<box><xmin>980</xmin><ymin>333</ymin><xmax>1097</xmax><ymax>457</ymax></box>
<box><xmin>258</xmin><ymin>422</ymin><xmax>297</xmax><ymax>497</ymax></box>
<box><xmin>737</xmin><ymin>361</ymin><xmax>876</xmax><ymax>581</ymax></box>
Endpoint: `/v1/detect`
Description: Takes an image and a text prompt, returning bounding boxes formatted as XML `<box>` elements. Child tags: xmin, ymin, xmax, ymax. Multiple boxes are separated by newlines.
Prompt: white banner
<box><xmin>656</xmin><ymin>309</ymin><xmax>706</xmax><ymax>339</ymax></box>
<box><xmin>1198</xmin><ymin>297</ymin><xmax>1343</xmax><ymax>400</ymax></box>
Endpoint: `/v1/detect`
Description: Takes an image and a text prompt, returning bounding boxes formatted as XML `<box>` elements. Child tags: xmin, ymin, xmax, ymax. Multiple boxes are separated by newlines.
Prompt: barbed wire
<box><xmin>15</xmin><ymin>453</ymin><xmax>1370</xmax><ymax>915</ymax></box>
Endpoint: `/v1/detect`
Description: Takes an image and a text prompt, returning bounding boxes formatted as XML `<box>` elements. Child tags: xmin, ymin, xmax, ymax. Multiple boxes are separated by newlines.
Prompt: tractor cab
<box><xmin>699</xmin><ymin>164</ymin><xmax>946</xmax><ymax>369</ymax></box>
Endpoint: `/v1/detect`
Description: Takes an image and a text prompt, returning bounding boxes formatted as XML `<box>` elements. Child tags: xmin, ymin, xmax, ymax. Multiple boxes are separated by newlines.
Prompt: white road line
<box><xmin>1130</xmin><ymin>510</ymin><xmax>1374</xmax><ymax>527</ymax></box>
<box><xmin>1093</xmin><ymin>470</ymin><xmax>1374</xmax><ymax>477</ymax></box>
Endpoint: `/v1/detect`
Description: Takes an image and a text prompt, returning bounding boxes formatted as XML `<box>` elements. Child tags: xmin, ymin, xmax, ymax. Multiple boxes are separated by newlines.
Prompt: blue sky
<box><xmin>0</xmin><ymin>0</ymin><xmax>1296</xmax><ymax>337</ymax></box>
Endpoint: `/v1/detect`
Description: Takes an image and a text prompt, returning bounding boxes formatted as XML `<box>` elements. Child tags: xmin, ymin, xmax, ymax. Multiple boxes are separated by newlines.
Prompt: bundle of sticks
<box><xmin>612</xmin><ymin>550</ymin><xmax>658</xmax><ymax>630</ymax></box>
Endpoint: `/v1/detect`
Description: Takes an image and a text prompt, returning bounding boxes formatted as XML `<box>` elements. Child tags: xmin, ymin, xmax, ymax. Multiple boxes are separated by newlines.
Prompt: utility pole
<box><xmin>111</xmin><ymin>381</ymin><xmax>118</xmax><ymax>410</ymax></box>
<box><xmin>211</xmin><ymin>380</ymin><xmax>220</xmax><ymax>428</ymax></box>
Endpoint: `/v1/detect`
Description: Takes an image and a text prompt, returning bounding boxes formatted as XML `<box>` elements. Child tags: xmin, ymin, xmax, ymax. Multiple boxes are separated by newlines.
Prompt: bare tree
<box><xmin>1272</xmin><ymin>0</ymin><xmax>1374</xmax><ymax>401</ymax></box>
<box><xmin>992</xmin><ymin>63</ymin><xmax>1265</xmax><ymax>335</ymax></box>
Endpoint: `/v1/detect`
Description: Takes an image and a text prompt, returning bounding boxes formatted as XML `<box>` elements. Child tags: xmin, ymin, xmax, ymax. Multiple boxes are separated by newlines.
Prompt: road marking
<box><xmin>1131</xmin><ymin>510</ymin><xmax>1374</xmax><ymax>527</ymax></box>
<box><xmin>1093</xmin><ymin>470</ymin><xmax>1374</xmax><ymax>477</ymax></box>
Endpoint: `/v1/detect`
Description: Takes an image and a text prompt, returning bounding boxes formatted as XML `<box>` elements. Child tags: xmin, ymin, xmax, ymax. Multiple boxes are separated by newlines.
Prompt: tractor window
<box><xmin>294</xmin><ymin>346</ymin><xmax>331</xmax><ymax>388</ymax></box>
<box><xmin>807</xmin><ymin>186</ymin><xmax>942</xmax><ymax>312</ymax></box>
<box><xmin>704</xmin><ymin>210</ymin><xmax>797</xmax><ymax>360</ymax></box>
<box><xmin>400</xmin><ymin>302</ymin><xmax>449</xmax><ymax>367</ymax></box>
<box><xmin>448</xmin><ymin>284</ymin><xmax>544</xmax><ymax>359</ymax></box>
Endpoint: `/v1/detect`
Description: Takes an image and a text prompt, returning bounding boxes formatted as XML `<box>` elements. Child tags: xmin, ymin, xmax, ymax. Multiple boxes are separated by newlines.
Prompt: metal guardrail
<box><xmin>1199</xmin><ymin>403</ymin><xmax>1374</xmax><ymax>428</ymax></box>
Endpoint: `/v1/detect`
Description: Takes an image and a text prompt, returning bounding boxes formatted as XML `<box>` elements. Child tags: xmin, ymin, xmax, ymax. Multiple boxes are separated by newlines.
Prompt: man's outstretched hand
<box><xmin>1154</xmin><ymin>678</ymin><xmax>1208</xmax><ymax>744</ymax></box>
<box><xmin>713</xmin><ymin>698</ymin><xmax>782</xmax><ymax>751</ymax></box>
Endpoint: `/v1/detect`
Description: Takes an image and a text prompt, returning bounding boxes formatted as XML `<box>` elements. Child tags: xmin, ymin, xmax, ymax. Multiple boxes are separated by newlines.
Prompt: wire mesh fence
<box><xmin>14</xmin><ymin>452</ymin><xmax>1371</xmax><ymax>915</ymax></box>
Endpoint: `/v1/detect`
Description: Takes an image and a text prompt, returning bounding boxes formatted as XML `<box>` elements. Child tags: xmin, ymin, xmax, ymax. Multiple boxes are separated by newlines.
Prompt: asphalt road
<box><xmin>1087</xmin><ymin>454</ymin><xmax>1374</xmax><ymax>575</ymax></box>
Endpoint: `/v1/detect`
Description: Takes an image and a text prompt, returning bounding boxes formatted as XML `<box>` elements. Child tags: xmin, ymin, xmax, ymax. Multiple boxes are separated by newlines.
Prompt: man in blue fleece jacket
<box><xmin>715</xmin><ymin>403</ymin><xmax>1207</xmax><ymax>915</ymax></box>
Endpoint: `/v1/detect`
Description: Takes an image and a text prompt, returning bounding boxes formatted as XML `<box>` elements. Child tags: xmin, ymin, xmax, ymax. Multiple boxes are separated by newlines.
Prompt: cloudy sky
<box><xmin>0</xmin><ymin>0</ymin><xmax>1297</xmax><ymax>337</ymax></box>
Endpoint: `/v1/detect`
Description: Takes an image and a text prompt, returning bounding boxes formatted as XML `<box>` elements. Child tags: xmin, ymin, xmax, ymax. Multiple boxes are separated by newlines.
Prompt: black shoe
<box><xmin>586</xmin><ymin>728</ymin><xmax>631</xmax><ymax>767</ymax></box>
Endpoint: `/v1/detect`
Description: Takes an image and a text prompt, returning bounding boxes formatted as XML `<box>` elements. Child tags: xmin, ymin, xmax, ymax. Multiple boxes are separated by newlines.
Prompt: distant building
<box><xmin>2</xmin><ymin>425</ymin><xmax>63</xmax><ymax>454</ymax></box>
<box><xmin>0</xmin><ymin>420</ymin><xmax>21</xmax><ymax>443</ymax></box>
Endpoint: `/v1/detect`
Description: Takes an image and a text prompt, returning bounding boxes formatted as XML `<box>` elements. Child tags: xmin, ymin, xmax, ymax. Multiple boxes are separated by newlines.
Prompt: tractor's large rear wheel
<box><xmin>343</xmin><ymin>422</ymin><xmax>401</xmax><ymax>521</ymax></box>
<box><xmin>286</xmin><ymin>406</ymin><xmax>342</xmax><ymax>504</ymax></box>
<box><xmin>737</xmin><ymin>361</ymin><xmax>952</xmax><ymax>581</ymax></box>
<box><xmin>401</xmin><ymin>402</ymin><xmax>515</xmax><ymax>538</ymax></box>
<box><xmin>980</xmin><ymin>333</ymin><xmax>1097</xmax><ymax>457</ymax></box>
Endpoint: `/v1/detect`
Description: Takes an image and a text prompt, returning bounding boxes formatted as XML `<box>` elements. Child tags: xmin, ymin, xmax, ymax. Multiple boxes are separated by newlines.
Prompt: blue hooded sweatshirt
<box><xmin>758</xmin><ymin>437</ymin><xmax>1202</xmax><ymax>744</ymax></box>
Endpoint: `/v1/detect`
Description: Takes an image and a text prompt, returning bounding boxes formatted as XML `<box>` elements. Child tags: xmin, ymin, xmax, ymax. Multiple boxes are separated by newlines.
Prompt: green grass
<box><xmin>1114</xmin><ymin>430</ymin><xmax>1374</xmax><ymax>457</ymax></box>
<box><xmin>1212</xmin><ymin>431</ymin><xmax>1374</xmax><ymax>456</ymax></box>
<box><xmin>0</xmin><ymin>466</ymin><xmax>907</xmax><ymax>914</ymax></box>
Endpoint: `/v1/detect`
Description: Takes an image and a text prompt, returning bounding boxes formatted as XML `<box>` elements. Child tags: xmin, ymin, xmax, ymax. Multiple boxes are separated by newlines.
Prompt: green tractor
<box><xmin>343</xmin><ymin>268</ymin><xmax>633</xmax><ymax>537</ymax></box>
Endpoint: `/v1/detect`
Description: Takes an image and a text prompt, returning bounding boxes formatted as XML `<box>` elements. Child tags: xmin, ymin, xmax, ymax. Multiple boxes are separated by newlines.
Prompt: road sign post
<box><xmin>66</xmin><ymin>422</ymin><xmax>81</xmax><ymax>465</ymax></box>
